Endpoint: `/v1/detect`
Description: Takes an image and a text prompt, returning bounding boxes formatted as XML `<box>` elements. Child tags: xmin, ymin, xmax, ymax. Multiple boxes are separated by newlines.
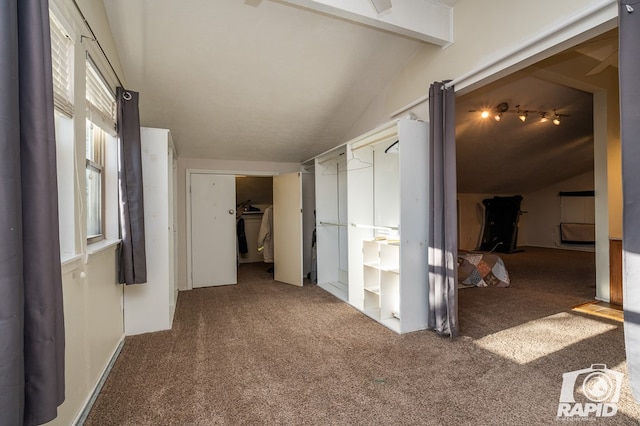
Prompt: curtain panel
<box><xmin>117</xmin><ymin>87</ymin><xmax>147</xmax><ymax>284</ymax></box>
<box><xmin>428</xmin><ymin>82</ymin><xmax>459</xmax><ymax>338</ymax></box>
<box><xmin>619</xmin><ymin>0</ymin><xmax>640</xmax><ymax>402</ymax></box>
<box><xmin>0</xmin><ymin>0</ymin><xmax>65</xmax><ymax>424</ymax></box>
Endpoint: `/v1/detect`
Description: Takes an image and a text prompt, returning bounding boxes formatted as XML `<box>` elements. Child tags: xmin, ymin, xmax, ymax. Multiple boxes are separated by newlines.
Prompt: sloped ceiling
<box><xmin>103</xmin><ymin>0</ymin><xmax>428</xmax><ymax>162</ymax></box>
<box><xmin>456</xmin><ymin>75</ymin><xmax>594</xmax><ymax>194</ymax></box>
<box><xmin>456</xmin><ymin>29</ymin><xmax>618</xmax><ymax>194</ymax></box>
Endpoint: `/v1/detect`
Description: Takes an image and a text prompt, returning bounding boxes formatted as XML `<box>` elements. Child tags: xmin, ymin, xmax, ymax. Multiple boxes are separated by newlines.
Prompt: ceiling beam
<box><xmin>280</xmin><ymin>0</ymin><xmax>454</xmax><ymax>46</ymax></box>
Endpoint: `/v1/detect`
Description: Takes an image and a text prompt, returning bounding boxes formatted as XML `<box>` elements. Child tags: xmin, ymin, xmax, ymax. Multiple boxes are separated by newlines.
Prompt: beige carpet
<box><xmin>85</xmin><ymin>247</ymin><xmax>640</xmax><ymax>425</ymax></box>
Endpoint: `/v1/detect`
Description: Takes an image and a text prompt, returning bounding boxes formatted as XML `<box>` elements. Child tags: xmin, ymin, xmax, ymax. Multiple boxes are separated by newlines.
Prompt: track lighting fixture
<box><xmin>470</xmin><ymin>102</ymin><xmax>568</xmax><ymax>125</ymax></box>
<box><xmin>516</xmin><ymin>105</ymin><xmax>527</xmax><ymax>122</ymax></box>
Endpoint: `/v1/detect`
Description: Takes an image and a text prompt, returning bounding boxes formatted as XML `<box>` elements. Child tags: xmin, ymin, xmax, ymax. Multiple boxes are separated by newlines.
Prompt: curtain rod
<box><xmin>72</xmin><ymin>0</ymin><xmax>125</xmax><ymax>90</ymax></box>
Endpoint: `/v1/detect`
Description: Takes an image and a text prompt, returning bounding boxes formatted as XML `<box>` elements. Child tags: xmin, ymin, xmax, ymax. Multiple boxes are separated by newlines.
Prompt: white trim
<box><xmin>389</xmin><ymin>94</ymin><xmax>429</xmax><ymax>118</ymax></box>
<box><xmin>185</xmin><ymin>169</ymin><xmax>279</xmax><ymax>290</ymax></box>
<box><xmin>446</xmin><ymin>0</ymin><xmax>617</xmax><ymax>92</ymax></box>
<box><xmin>73</xmin><ymin>337</ymin><xmax>125</xmax><ymax>426</ymax></box>
<box><xmin>186</xmin><ymin>169</ymin><xmax>279</xmax><ymax>177</ymax></box>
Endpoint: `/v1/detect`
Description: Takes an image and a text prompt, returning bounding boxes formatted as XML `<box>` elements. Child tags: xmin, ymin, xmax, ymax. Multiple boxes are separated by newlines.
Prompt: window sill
<box><xmin>61</xmin><ymin>253</ymin><xmax>83</xmax><ymax>274</ymax></box>
<box><xmin>86</xmin><ymin>238</ymin><xmax>121</xmax><ymax>264</ymax></box>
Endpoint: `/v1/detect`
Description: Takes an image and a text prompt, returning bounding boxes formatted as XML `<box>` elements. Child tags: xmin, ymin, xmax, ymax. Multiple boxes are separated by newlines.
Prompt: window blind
<box><xmin>50</xmin><ymin>13</ymin><xmax>74</xmax><ymax>117</ymax></box>
<box><xmin>86</xmin><ymin>56</ymin><xmax>116</xmax><ymax>133</ymax></box>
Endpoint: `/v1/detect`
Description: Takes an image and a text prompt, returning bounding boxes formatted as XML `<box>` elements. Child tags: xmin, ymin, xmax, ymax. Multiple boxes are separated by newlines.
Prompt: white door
<box><xmin>191</xmin><ymin>173</ymin><xmax>237</xmax><ymax>287</ymax></box>
<box><xmin>273</xmin><ymin>172</ymin><xmax>303</xmax><ymax>286</ymax></box>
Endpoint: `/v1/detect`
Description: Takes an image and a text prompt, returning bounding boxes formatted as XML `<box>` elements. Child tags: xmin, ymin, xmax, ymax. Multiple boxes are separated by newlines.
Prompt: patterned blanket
<box><xmin>458</xmin><ymin>253</ymin><xmax>510</xmax><ymax>288</ymax></box>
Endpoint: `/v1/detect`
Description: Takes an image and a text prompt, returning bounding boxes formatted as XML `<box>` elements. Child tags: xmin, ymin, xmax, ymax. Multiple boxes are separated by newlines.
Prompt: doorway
<box><xmin>186</xmin><ymin>169</ymin><xmax>306</xmax><ymax>290</ymax></box>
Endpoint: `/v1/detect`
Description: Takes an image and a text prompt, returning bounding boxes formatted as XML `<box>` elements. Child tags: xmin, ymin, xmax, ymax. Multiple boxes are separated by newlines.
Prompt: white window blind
<box><xmin>86</xmin><ymin>56</ymin><xmax>116</xmax><ymax>133</ymax></box>
<box><xmin>50</xmin><ymin>13</ymin><xmax>74</xmax><ymax>117</ymax></box>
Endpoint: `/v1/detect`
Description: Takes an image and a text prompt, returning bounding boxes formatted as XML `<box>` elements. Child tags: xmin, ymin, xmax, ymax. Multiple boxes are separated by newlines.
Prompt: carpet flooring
<box><xmin>85</xmin><ymin>247</ymin><xmax>640</xmax><ymax>425</ymax></box>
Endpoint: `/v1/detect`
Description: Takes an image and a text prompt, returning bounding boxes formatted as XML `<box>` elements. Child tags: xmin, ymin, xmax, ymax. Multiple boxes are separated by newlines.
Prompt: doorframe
<box><xmin>186</xmin><ymin>168</ymin><xmax>279</xmax><ymax>290</ymax></box>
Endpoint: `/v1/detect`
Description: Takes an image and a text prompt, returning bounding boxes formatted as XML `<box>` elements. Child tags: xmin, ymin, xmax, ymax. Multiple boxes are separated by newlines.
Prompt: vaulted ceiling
<box><xmin>103</xmin><ymin>1</ymin><xmax>618</xmax><ymax>194</ymax></box>
<box><xmin>103</xmin><ymin>0</ymin><xmax>436</xmax><ymax>162</ymax></box>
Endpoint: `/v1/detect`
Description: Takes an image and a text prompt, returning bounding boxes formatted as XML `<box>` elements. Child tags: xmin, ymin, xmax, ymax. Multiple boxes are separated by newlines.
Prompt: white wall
<box><xmin>519</xmin><ymin>171</ymin><xmax>595</xmax><ymax>249</ymax></box>
<box><xmin>46</xmin><ymin>1</ymin><xmax>127</xmax><ymax>424</ymax></box>
<box><xmin>177</xmin><ymin>158</ymin><xmax>301</xmax><ymax>290</ymax></box>
<box><xmin>49</xmin><ymin>249</ymin><xmax>124</xmax><ymax>426</ymax></box>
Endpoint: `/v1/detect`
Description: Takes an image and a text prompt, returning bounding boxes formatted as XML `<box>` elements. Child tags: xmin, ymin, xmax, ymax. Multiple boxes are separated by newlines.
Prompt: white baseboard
<box><xmin>74</xmin><ymin>337</ymin><xmax>125</xmax><ymax>426</ymax></box>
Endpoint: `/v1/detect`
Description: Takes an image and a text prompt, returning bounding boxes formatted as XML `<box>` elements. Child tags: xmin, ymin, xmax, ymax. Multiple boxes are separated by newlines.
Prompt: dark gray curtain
<box><xmin>0</xmin><ymin>0</ymin><xmax>65</xmax><ymax>424</ymax></box>
<box><xmin>117</xmin><ymin>87</ymin><xmax>147</xmax><ymax>284</ymax></box>
<box><xmin>427</xmin><ymin>81</ymin><xmax>458</xmax><ymax>338</ymax></box>
<box><xmin>620</xmin><ymin>0</ymin><xmax>640</xmax><ymax>402</ymax></box>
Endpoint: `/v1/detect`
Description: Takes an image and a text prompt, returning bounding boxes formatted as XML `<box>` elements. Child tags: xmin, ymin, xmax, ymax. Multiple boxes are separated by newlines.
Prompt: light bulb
<box><xmin>540</xmin><ymin>113</ymin><xmax>548</xmax><ymax>123</ymax></box>
<box><xmin>480</xmin><ymin>110</ymin><xmax>490</xmax><ymax>119</ymax></box>
<box><xmin>494</xmin><ymin>113</ymin><xmax>502</xmax><ymax>122</ymax></box>
<box><xmin>519</xmin><ymin>113</ymin><xmax>527</xmax><ymax>122</ymax></box>
<box><xmin>553</xmin><ymin>117</ymin><xmax>560</xmax><ymax>125</ymax></box>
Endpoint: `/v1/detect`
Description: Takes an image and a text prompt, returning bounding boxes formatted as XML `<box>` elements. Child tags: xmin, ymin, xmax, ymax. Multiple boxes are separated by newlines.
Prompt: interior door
<box><xmin>273</xmin><ymin>172</ymin><xmax>303</xmax><ymax>286</ymax></box>
<box><xmin>191</xmin><ymin>173</ymin><xmax>237</xmax><ymax>287</ymax></box>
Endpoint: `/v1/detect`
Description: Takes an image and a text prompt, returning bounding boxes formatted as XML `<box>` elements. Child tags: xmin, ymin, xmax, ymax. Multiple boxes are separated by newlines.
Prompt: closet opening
<box><xmin>235</xmin><ymin>176</ymin><xmax>274</xmax><ymax>273</ymax></box>
<box><xmin>187</xmin><ymin>169</ymin><xmax>313</xmax><ymax>290</ymax></box>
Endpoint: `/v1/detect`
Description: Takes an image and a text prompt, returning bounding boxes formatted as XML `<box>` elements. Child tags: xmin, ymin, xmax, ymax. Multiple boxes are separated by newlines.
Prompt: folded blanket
<box><xmin>458</xmin><ymin>253</ymin><xmax>510</xmax><ymax>287</ymax></box>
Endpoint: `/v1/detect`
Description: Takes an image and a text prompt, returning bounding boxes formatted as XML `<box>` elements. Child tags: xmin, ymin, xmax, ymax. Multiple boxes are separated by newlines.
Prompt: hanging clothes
<box><xmin>237</xmin><ymin>217</ymin><xmax>248</xmax><ymax>254</ymax></box>
<box><xmin>258</xmin><ymin>205</ymin><xmax>274</xmax><ymax>263</ymax></box>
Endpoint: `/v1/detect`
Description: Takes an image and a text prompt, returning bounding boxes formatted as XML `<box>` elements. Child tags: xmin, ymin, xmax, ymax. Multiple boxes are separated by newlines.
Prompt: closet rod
<box><xmin>351</xmin><ymin>223</ymin><xmax>399</xmax><ymax>231</ymax></box>
<box><xmin>319</xmin><ymin>221</ymin><xmax>348</xmax><ymax>227</ymax></box>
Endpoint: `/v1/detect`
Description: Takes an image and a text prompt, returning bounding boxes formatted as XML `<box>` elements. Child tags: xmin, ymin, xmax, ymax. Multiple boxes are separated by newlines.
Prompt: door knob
<box><xmin>229</xmin><ymin>209</ymin><xmax>235</xmax><ymax>215</ymax></box>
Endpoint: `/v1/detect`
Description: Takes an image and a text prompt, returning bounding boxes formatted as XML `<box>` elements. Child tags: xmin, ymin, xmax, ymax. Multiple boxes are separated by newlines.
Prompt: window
<box><xmin>50</xmin><ymin>12</ymin><xmax>74</xmax><ymax>117</ymax></box>
<box><xmin>85</xmin><ymin>56</ymin><xmax>116</xmax><ymax>242</ymax></box>
<box><xmin>86</xmin><ymin>120</ymin><xmax>106</xmax><ymax>241</ymax></box>
<box><xmin>50</xmin><ymin>9</ymin><xmax>76</xmax><ymax>258</ymax></box>
<box><xmin>86</xmin><ymin>56</ymin><xmax>116</xmax><ymax>133</ymax></box>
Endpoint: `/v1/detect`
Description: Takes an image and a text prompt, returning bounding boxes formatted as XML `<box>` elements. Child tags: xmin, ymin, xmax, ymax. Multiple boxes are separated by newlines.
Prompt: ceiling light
<box><xmin>515</xmin><ymin>105</ymin><xmax>527</xmax><ymax>122</ymax></box>
<box><xmin>470</xmin><ymin>102</ymin><xmax>568</xmax><ymax>125</ymax></box>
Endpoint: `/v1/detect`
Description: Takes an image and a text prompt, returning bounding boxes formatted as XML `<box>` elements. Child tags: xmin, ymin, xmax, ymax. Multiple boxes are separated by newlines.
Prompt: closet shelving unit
<box><xmin>312</xmin><ymin>118</ymin><xmax>429</xmax><ymax>334</ymax></box>
<box><xmin>314</xmin><ymin>146</ymin><xmax>349</xmax><ymax>301</ymax></box>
